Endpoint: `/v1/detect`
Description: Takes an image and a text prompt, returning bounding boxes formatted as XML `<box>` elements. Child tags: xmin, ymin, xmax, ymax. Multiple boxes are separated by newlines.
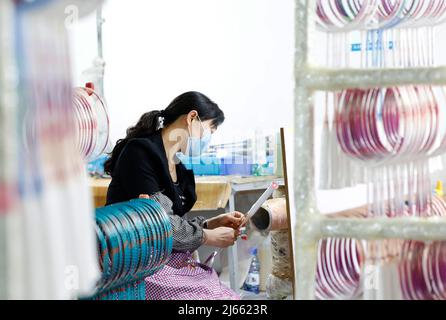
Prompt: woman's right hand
<box><xmin>203</xmin><ymin>227</ymin><xmax>238</xmax><ymax>248</ymax></box>
<box><xmin>205</xmin><ymin>211</ymin><xmax>247</xmax><ymax>230</ymax></box>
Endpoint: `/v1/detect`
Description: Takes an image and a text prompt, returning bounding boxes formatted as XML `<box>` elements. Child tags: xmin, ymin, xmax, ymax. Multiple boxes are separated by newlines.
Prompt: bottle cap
<box><xmin>85</xmin><ymin>82</ymin><xmax>95</xmax><ymax>90</ymax></box>
<box><xmin>85</xmin><ymin>82</ymin><xmax>95</xmax><ymax>96</ymax></box>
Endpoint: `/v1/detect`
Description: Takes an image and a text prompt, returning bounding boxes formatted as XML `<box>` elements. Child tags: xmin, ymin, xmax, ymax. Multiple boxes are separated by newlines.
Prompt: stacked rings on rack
<box><xmin>315</xmin><ymin>237</ymin><xmax>364</xmax><ymax>300</ymax></box>
<box><xmin>90</xmin><ymin>198</ymin><xmax>173</xmax><ymax>300</ymax></box>
<box><xmin>316</xmin><ymin>0</ymin><xmax>377</xmax><ymax>32</ymax></box>
<box><xmin>315</xmin><ymin>210</ymin><xmax>366</xmax><ymax>300</ymax></box>
<box><xmin>316</xmin><ymin>0</ymin><xmax>446</xmax><ymax>31</ymax></box>
<box><xmin>334</xmin><ymin>86</ymin><xmax>446</xmax><ymax>217</ymax></box>
<box><xmin>315</xmin><ymin>196</ymin><xmax>446</xmax><ymax>300</ymax></box>
<box><xmin>335</xmin><ymin>86</ymin><xmax>446</xmax><ymax>165</ymax></box>
<box><xmin>399</xmin><ymin>195</ymin><xmax>446</xmax><ymax>300</ymax></box>
<box><xmin>72</xmin><ymin>83</ymin><xmax>110</xmax><ymax>162</ymax></box>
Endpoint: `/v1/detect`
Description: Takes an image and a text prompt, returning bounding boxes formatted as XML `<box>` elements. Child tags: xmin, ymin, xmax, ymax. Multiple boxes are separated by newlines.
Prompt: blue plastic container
<box><xmin>219</xmin><ymin>156</ymin><xmax>253</xmax><ymax>176</ymax></box>
<box><xmin>177</xmin><ymin>155</ymin><xmax>221</xmax><ymax>176</ymax></box>
<box><xmin>87</xmin><ymin>154</ymin><xmax>108</xmax><ymax>177</ymax></box>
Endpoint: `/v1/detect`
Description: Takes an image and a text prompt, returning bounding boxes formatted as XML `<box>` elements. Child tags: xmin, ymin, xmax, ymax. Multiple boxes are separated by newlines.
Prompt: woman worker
<box><xmin>104</xmin><ymin>91</ymin><xmax>246</xmax><ymax>299</ymax></box>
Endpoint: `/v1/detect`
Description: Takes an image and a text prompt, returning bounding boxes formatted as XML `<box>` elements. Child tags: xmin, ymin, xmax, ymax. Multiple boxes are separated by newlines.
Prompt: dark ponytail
<box><xmin>104</xmin><ymin>91</ymin><xmax>224</xmax><ymax>175</ymax></box>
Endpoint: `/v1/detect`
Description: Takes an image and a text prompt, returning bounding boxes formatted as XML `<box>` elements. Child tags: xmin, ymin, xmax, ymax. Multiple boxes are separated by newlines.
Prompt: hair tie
<box><xmin>157</xmin><ymin>110</ymin><xmax>165</xmax><ymax>130</ymax></box>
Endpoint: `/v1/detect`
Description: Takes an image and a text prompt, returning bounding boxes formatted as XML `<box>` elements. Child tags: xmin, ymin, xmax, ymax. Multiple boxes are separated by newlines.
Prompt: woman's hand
<box><xmin>203</xmin><ymin>227</ymin><xmax>239</xmax><ymax>248</ymax></box>
<box><xmin>205</xmin><ymin>212</ymin><xmax>247</xmax><ymax>230</ymax></box>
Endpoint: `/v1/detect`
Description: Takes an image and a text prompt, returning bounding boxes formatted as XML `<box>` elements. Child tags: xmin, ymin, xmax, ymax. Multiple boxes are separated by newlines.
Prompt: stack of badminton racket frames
<box><xmin>72</xmin><ymin>83</ymin><xmax>110</xmax><ymax>162</ymax></box>
<box><xmin>315</xmin><ymin>0</ymin><xmax>446</xmax><ymax>300</ymax></box>
<box><xmin>316</xmin><ymin>0</ymin><xmax>446</xmax><ymax>70</ymax></box>
<box><xmin>90</xmin><ymin>198</ymin><xmax>173</xmax><ymax>300</ymax></box>
<box><xmin>335</xmin><ymin>85</ymin><xmax>446</xmax><ymax>218</ymax></box>
<box><xmin>315</xmin><ymin>235</ymin><xmax>364</xmax><ymax>299</ymax></box>
<box><xmin>315</xmin><ymin>195</ymin><xmax>446</xmax><ymax>300</ymax></box>
<box><xmin>317</xmin><ymin>0</ymin><xmax>446</xmax><ymax>32</ymax></box>
<box><xmin>319</xmin><ymin>0</ymin><xmax>446</xmax><ymax>190</ymax></box>
<box><xmin>398</xmin><ymin>194</ymin><xmax>446</xmax><ymax>300</ymax></box>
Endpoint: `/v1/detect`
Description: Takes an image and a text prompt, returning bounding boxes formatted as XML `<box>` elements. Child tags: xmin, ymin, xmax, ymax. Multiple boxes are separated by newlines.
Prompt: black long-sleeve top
<box><xmin>106</xmin><ymin>130</ymin><xmax>205</xmax><ymax>252</ymax></box>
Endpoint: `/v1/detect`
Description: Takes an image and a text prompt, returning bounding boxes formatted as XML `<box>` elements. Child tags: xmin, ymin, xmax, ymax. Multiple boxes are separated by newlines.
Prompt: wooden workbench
<box><xmin>90</xmin><ymin>175</ymin><xmax>281</xmax><ymax>211</ymax></box>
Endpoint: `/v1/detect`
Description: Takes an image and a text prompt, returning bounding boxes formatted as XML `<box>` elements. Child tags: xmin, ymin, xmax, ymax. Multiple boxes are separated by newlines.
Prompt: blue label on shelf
<box><xmin>351</xmin><ymin>41</ymin><xmax>394</xmax><ymax>52</ymax></box>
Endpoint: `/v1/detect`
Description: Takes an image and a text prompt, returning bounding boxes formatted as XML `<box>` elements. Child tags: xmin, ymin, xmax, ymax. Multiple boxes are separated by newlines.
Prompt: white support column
<box><xmin>303</xmin><ymin>66</ymin><xmax>446</xmax><ymax>90</ymax></box>
<box><xmin>317</xmin><ymin>217</ymin><xmax>446</xmax><ymax>241</ymax></box>
<box><xmin>293</xmin><ymin>0</ymin><xmax>319</xmax><ymax>300</ymax></box>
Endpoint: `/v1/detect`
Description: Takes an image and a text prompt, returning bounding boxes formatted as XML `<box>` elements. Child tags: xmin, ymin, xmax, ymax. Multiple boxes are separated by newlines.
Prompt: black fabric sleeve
<box><xmin>117</xmin><ymin>140</ymin><xmax>161</xmax><ymax>198</ymax></box>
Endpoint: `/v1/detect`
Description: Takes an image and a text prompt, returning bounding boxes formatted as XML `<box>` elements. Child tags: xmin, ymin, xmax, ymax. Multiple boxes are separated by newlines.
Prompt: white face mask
<box><xmin>179</xmin><ymin>116</ymin><xmax>212</xmax><ymax>158</ymax></box>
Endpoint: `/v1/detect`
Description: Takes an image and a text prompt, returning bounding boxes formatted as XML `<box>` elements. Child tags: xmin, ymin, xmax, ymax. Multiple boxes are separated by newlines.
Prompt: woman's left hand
<box><xmin>205</xmin><ymin>211</ymin><xmax>247</xmax><ymax>230</ymax></box>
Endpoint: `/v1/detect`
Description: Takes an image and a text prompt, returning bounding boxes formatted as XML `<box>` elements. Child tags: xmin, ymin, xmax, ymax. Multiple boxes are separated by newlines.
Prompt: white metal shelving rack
<box><xmin>293</xmin><ymin>0</ymin><xmax>446</xmax><ymax>300</ymax></box>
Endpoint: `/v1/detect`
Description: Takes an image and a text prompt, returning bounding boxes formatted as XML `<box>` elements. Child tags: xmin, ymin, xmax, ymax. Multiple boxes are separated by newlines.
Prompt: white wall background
<box><xmin>69</xmin><ymin>0</ymin><xmax>295</xmax><ymax>147</ymax></box>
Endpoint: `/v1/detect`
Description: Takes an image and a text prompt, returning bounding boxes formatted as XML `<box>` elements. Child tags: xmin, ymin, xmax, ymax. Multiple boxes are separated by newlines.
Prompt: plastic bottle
<box><xmin>242</xmin><ymin>248</ymin><xmax>261</xmax><ymax>294</ymax></box>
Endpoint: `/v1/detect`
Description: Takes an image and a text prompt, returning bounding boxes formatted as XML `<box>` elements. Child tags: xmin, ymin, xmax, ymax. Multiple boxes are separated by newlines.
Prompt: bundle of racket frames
<box><xmin>316</xmin><ymin>0</ymin><xmax>446</xmax><ymax>299</ymax></box>
<box><xmin>319</xmin><ymin>0</ymin><xmax>446</xmax><ymax>190</ymax></box>
<box><xmin>73</xmin><ymin>84</ymin><xmax>110</xmax><ymax>162</ymax></box>
<box><xmin>0</xmin><ymin>0</ymin><xmax>105</xmax><ymax>299</ymax></box>
<box><xmin>315</xmin><ymin>194</ymin><xmax>446</xmax><ymax>300</ymax></box>
<box><xmin>89</xmin><ymin>199</ymin><xmax>173</xmax><ymax>300</ymax></box>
